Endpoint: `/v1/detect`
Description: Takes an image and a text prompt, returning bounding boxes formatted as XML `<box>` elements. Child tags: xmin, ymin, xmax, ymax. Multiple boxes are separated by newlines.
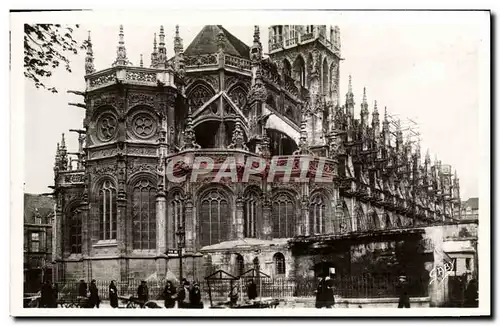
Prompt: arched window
<box><xmin>334</xmin><ymin>200</ymin><xmax>352</xmax><ymax>234</ymax></box>
<box><xmin>187</xmin><ymin>83</ymin><xmax>215</xmax><ymax>111</ymax></box>
<box><xmin>199</xmin><ymin>189</ymin><xmax>230</xmax><ymax>247</ymax></box>
<box><xmin>309</xmin><ymin>194</ymin><xmax>326</xmax><ymax>235</ymax></box>
<box><xmin>370</xmin><ymin>212</ymin><xmax>380</xmax><ymax>230</ymax></box>
<box><xmin>235</xmin><ymin>254</ymin><xmax>245</xmax><ymax>276</ymax></box>
<box><xmin>283</xmin><ymin>59</ymin><xmax>292</xmax><ymax>76</ymax></box>
<box><xmin>293</xmin><ymin>55</ymin><xmax>306</xmax><ymax>87</ymax></box>
<box><xmin>385</xmin><ymin>213</ymin><xmax>392</xmax><ymax>229</ymax></box>
<box><xmin>355</xmin><ymin>206</ymin><xmax>364</xmax><ymax>232</ymax></box>
<box><xmin>273</xmin><ymin>253</ymin><xmax>286</xmax><ymax>276</ymax></box>
<box><xmin>272</xmin><ymin>193</ymin><xmax>295</xmax><ymax>238</ymax></box>
<box><xmin>244</xmin><ymin>191</ymin><xmax>259</xmax><ymax>238</ymax></box>
<box><xmin>69</xmin><ymin>207</ymin><xmax>82</xmax><ymax>254</ymax></box>
<box><xmin>99</xmin><ymin>180</ymin><xmax>117</xmax><ymax>240</ymax></box>
<box><xmin>322</xmin><ymin>58</ymin><xmax>329</xmax><ymax>97</ymax></box>
<box><xmin>132</xmin><ymin>179</ymin><xmax>156</xmax><ymax>250</ymax></box>
<box><xmin>171</xmin><ymin>192</ymin><xmax>185</xmax><ymax>245</ymax></box>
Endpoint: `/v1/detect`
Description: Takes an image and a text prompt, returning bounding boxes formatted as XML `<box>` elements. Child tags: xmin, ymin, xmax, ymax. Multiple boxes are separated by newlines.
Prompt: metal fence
<box><xmin>54</xmin><ymin>274</ymin><xmax>428</xmax><ymax>302</ymax></box>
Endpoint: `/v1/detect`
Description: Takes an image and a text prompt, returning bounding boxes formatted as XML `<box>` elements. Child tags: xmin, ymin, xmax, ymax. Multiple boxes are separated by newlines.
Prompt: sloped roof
<box><xmin>463</xmin><ymin>197</ymin><xmax>479</xmax><ymax>210</ymax></box>
<box><xmin>24</xmin><ymin>193</ymin><xmax>55</xmax><ymax>224</ymax></box>
<box><xmin>200</xmin><ymin>238</ymin><xmax>289</xmax><ymax>251</ymax></box>
<box><xmin>184</xmin><ymin>25</ymin><xmax>250</xmax><ymax>59</ymax></box>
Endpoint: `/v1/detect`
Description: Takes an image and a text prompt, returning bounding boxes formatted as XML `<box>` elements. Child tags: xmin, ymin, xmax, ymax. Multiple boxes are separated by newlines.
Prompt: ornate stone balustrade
<box><xmin>57</xmin><ymin>170</ymin><xmax>85</xmax><ymax>185</ymax></box>
<box><xmin>224</xmin><ymin>54</ymin><xmax>252</xmax><ymax>70</ymax></box>
<box><xmin>184</xmin><ymin>54</ymin><xmax>218</xmax><ymax>68</ymax></box>
<box><xmin>301</xmin><ymin>32</ymin><xmax>314</xmax><ymax>42</ymax></box>
<box><xmin>86</xmin><ymin>66</ymin><xmax>175</xmax><ymax>91</ymax></box>
<box><xmin>283</xmin><ymin>74</ymin><xmax>299</xmax><ymax>97</ymax></box>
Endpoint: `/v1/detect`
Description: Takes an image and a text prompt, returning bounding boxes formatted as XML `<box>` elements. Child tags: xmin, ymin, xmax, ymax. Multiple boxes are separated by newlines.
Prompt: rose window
<box><xmin>97</xmin><ymin>114</ymin><xmax>118</xmax><ymax>142</ymax></box>
<box><xmin>132</xmin><ymin>113</ymin><xmax>156</xmax><ymax>139</ymax></box>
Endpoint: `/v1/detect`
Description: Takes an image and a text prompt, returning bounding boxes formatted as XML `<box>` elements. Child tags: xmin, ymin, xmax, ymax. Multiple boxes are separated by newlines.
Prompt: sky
<box><xmin>23</xmin><ymin>17</ymin><xmax>485</xmax><ymax>200</ymax></box>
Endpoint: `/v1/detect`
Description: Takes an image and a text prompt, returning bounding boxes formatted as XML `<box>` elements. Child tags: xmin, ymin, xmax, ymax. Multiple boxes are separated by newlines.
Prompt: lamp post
<box><xmin>176</xmin><ymin>225</ymin><xmax>186</xmax><ymax>283</ymax></box>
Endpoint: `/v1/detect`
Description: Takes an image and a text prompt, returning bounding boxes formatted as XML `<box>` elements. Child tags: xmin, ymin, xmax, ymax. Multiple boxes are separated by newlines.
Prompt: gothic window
<box><xmin>132</xmin><ymin>179</ymin><xmax>156</xmax><ymax>250</ymax></box>
<box><xmin>228</xmin><ymin>86</ymin><xmax>247</xmax><ymax>110</ymax></box>
<box><xmin>31</xmin><ymin>232</ymin><xmax>40</xmax><ymax>252</ymax></box>
<box><xmin>370</xmin><ymin>211</ymin><xmax>380</xmax><ymax>230</ymax></box>
<box><xmin>187</xmin><ymin>83</ymin><xmax>215</xmax><ymax>111</ymax></box>
<box><xmin>171</xmin><ymin>192</ymin><xmax>185</xmax><ymax>245</ymax></box>
<box><xmin>385</xmin><ymin>213</ymin><xmax>392</xmax><ymax>229</ymax></box>
<box><xmin>293</xmin><ymin>55</ymin><xmax>306</xmax><ymax>87</ymax></box>
<box><xmin>199</xmin><ymin>189</ymin><xmax>230</xmax><ymax>247</ymax></box>
<box><xmin>131</xmin><ymin>112</ymin><xmax>157</xmax><ymax>139</ymax></box>
<box><xmin>289</xmin><ymin>25</ymin><xmax>297</xmax><ymax>40</ymax></box>
<box><xmin>235</xmin><ymin>254</ymin><xmax>245</xmax><ymax>276</ymax></box>
<box><xmin>273</xmin><ymin>253</ymin><xmax>286</xmax><ymax>276</ymax></box>
<box><xmin>244</xmin><ymin>191</ymin><xmax>259</xmax><ymax>238</ymax></box>
<box><xmin>70</xmin><ymin>208</ymin><xmax>82</xmax><ymax>254</ymax></box>
<box><xmin>99</xmin><ymin>180</ymin><xmax>117</xmax><ymax>240</ymax></box>
<box><xmin>355</xmin><ymin>206</ymin><xmax>364</xmax><ymax>232</ymax></box>
<box><xmin>322</xmin><ymin>58</ymin><xmax>329</xmax><ymax>96</ymax></box>
<box><xmin>272</xmin><ymin>193</ymin><xmax>295</xmax><ymax>238</ymax></box>
<box><xmin>309</xmin><ymin>194</ymin><xmax>326</xmax><ymax>235</ymax></box>
<box><xmin>97</xmin><ymin>113</ymin><xmax>118</xmax><ymax>142</ymax></box>
<box><xmin>283</xmin><ymin>59</ymin><xmax>292</xmax><ymax>77</ymax></box>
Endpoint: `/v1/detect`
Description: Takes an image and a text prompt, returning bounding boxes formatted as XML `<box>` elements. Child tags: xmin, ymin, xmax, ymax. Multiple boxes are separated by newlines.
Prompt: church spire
<box><xmin>360</xmin><ymin>87</ymin><xmax>369</xmax><ymax>124</ymax></box>
<box><xmin>139</xmin><ymin>54</ymin><xmax>143</xmax><ymax>67</ymax></box>
<box><xmin>150</xmin><ymin>33</ymin><xmax>158</xmax><ymax>68</ymax></box>
<box><xmin>85</xmin><ymin>31</ymin><xmax>95</xmax><ymax>74</ymax></box>
<box><xmin>157</xmin><ymin>26</ymin><xmax>168</xmax><ymax>68</ymax></box>
<box><xmin>112</xmin><ymin>25</ymin><xmax>130</xmax><ymax>66</ymax></box>
<box><xmin>250</xmin><ymin>25</ymin><xmax>262</xmax><ymax>63</ymax></box>
<box><xmin>345</xmin><ymin>75</ymin><xmax>355</xmax><ymax>116</ymax></box>
<box><xmin>54</xmin><ymin>142</ymin><xmax>60</xmax><ymax>173</ymax></box>
<box><xmin>228</xmin><ymin>120</ymin><xmax>248</xmax><ymax>150</ymax></box>
<box><xmin>174</xmin><ymin>25</ymin><xmax>183</xmax><ymax>55</ymax></box>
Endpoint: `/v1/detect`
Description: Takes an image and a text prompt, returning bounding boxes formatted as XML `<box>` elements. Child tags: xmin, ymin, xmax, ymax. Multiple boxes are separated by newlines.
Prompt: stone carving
<box><xmin>132</xmin><ymin>113</ymin><xmax>157</xmax><ymax>139</ymax></box>
<box><xmin>96</xmin><ymin>113</ymin><xmax>118</xmax><ymax>142</ymax></box>
<box><xmin>186</xmin><ymin>75</ymin><xmax>219</xmax><ymax>93</ymax></box>
<box><xmin>63</xmin><ymin>173</ymin><xmax>85</xmax><ymax>183</ymax></box>
<box><xmin>228</xmin><ymin>86</ymin><xmax>247</xmax><ymax>110</ymax></box>
<box><xmin>89</xmin><ymin>72</ymin><xmax>115</xmax><ymax>88</ymax></box>
<box><xmin>225</xmin><ymin>54</ymin><xmax>252</xmax><ymax>70</ymax></box>
<box><xmin>184</xmin><ymin>54</ymin><xmax>218</xmax><ymax>67</ymax></box>
<box><xmin>127</xmin><ymin>159</ymin><xmax>157</xmax><ymax>175</ymax></box>
<box><xmin>128</xmin><ymin>93</ymin><xmax>155</xmax><ymax>108</ymax></box>
<box><xmin>187</xmin><ymin>84</ymin><xmax>215</xmax><ymax>110</ymax></box>
<box><xmin>128</xmin><ymin>146</ymin><xmax>157</xmax><ymax>156</ymax></box>
<box><xmin>92</xmin><ymin>164</ymin><xmax>116</xmax><ymax>176</ymax></box>
<box><xmin>125</xmin><ymin>71</ymin><xmax>156</xmax><ymax>83</ymax></box>
<box><xmin>89</xmin><ymin>147</ymin><xmax>118</xmax><ymax>159</ymax></box>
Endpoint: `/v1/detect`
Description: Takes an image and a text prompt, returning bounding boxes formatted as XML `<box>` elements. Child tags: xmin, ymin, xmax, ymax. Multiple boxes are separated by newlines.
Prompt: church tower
<box><xmin>267</xmin><ymin>25</ymin><xmax>342</xmax><ymax>146</ymax></box>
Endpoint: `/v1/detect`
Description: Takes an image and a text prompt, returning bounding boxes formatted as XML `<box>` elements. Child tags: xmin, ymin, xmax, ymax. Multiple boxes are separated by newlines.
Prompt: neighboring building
<box><xmin>461</xmin><ymin>197</ymin><xmax>479</xmax><ymax>221</ymax></box>
<box><xmin>52</xmin><ymin>25</ymin><xmax>462</xmax><ymax>305</ymax></box>
<box><xmin>24</xmin><ymin>193</ymin><xmax>55</xmax><ymax>293</ymax></box>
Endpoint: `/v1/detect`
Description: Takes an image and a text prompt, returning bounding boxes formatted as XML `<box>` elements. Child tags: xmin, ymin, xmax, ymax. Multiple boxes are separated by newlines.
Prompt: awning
<box><xmin>263</xmin><ymin>108</ymin><xmax>300</xmax><ymax>144</ymax></box>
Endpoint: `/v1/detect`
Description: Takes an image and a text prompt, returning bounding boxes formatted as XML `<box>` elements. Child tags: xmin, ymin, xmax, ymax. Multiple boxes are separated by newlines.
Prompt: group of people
<box><xmin>162</xmin><ymin>279</ymin><xmax>203</xmax><ymax>308</ymax></box>
<box><xmin>78</xmin><ymin>279</ymin><xmax>102</xmax><ymax>308</ymax></box>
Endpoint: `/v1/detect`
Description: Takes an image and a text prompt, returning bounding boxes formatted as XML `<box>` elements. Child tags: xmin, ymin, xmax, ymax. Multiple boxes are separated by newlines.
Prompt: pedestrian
<box><xmin>228</xmin><ymin>285</ymin><xmax>239</xmax><ymax>306</ymax></box>
<box><xmin>189</xmin><ymin>282</ymin><xmax>203</xmax><ymax>308</ymax></box>
<box><xmin>40</xmin><ymin>280</ymin><xmax>53</xmax><ymax>308</ymax></box>
<box><xmin>247</xmin><ymin>279</ymin><xmax>258</xmax><ymax>300</ymax></box>
<box><xmin>88</xmin><ymin>279</ymin><xmax>100</xmax><ymax>308</ymax></box>
<box><xmin>137</xmin><ymin>281</ymin><xmax>149</xmax><ymax>308</ymax></box>
<box><xmin>323</xmin><ymin>276</ymin><xmax>335</xmax><ymax>308</ymax></box>
<box><xmin>109</xmin><ymin>280</ymin><xmax>118</xmax><ymax>308</ymax></box>
<box><xmin>78</xmin><ymin>279</ymin><xmax>88</xmax><ymax>298</ymax></box>
<box><xmin>464</xmin><ymin>278</ymin><xmax>478</xmax><ymax>308</ymax></box>
<box><xmin>315</xmin><ymin>277</ymin><xmax>325</xmax><ymax>308</ymax></box>
<box><xmin>51</xmin><ymin>282</ymin><xmax>59</xmax><ymax>308</ymax></box>
<box><xmin>397</xmin><ymin>275</ymin><xmax>410</xmax><ymax>308</ymax></box>
<box><xmin>177</xmin><ymin>280</ymin><xmax>191</xmax><ymax>308</ymax></box>
<box><xmin>163</xmin><ymin>280</ymin><xmax>176</xmax><ymax>308</ymax></box>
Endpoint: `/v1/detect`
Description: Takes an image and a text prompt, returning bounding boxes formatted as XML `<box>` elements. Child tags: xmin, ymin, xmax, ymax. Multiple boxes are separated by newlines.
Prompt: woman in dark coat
<box><xmin>315</xmin><ymin>277</ymin><xmax>325</xmax><ymax>308</ymax></box>
<box><xmin>247</xmin><ymin>280</ymin><xmax>258</xmax><ymax>300</ymax></box>
<box><xmin>397</xmin><ymin>276</ymin><xmax>410</xmax><ymax>308</ymax></box>
<box><xmin>163</xmin><ymin>281</ymin><xmax>176</xmax><ymax>308</ymax></box>
<box><xmin>109</xmin><ymin>280</ymin><xmax>118</xmax><ymax>308</ymax></box>
<box><xmin>88</xmin><ymin>279</ymin><xmax>100</xmax><ymax>308</ymax></box>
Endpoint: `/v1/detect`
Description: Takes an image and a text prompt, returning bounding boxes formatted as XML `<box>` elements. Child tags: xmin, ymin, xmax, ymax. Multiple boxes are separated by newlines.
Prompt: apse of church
<box><xmin>53</xmin><ymin>24</ymin><xmax>461</xmax><ymax>283</ymax></box>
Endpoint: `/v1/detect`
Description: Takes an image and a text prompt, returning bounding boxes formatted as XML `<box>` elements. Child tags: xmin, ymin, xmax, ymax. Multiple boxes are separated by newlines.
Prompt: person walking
<box><xmin>189</xmin><ymin>282</ymin><xmax>203</xmax><ymax>308</ymax></box>
<box><xmin>323</xmin><ymin>276</ymin><xmax>335</xmax><ymax>308</ymax></box>
<box><xmin>40</xmin><ymin>280</ymin><xmax>53</xmax><ymax>308</ymax></box>
<box><xmin>137</xmin><ymin>281</ymin><xmax>149</xmax><ymax>308</ymax></box>
<box><xmin>247</xmin><ymin>279</ymin><xmax>258</xmax><ymax>301</ymax></box>
<box><xmin>315</xmin><ymin>277</ymin><xmax>325</xmax><ymax>308</ymax></box>
<box><xmin>177</xmin><ymin>280</ymin><xmax>191</xmax><ymax>308</ymax></box>
<box><xmin>109</xmin><ymin>280</ymin><xmax>118</xmax><ymax>308</ymax></box>
<box><xmin>464</xmin><ymin>278</ymin><xmax>478</xmax><ymax>308</ymax></box>
<box><xmin>397</xmin><ymin>275</ymin><xmax>411</xmax><ymax>308</ymax></box>
<box><xmin>88</xmin><ymin>279</ymin><xmax>100</xmax><ymax>308</ymax></box>
<box><xmin>163</xmin><ymin>281</ymin><xmax>176</xmax><ymax>308</ymax></box>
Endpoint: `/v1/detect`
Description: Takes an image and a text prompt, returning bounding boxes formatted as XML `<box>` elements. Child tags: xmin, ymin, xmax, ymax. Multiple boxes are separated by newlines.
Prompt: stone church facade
<box><xmin>52</xmin><ymin>25</ymin><xmax>462</xmax><ymax>292</ymax></box>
